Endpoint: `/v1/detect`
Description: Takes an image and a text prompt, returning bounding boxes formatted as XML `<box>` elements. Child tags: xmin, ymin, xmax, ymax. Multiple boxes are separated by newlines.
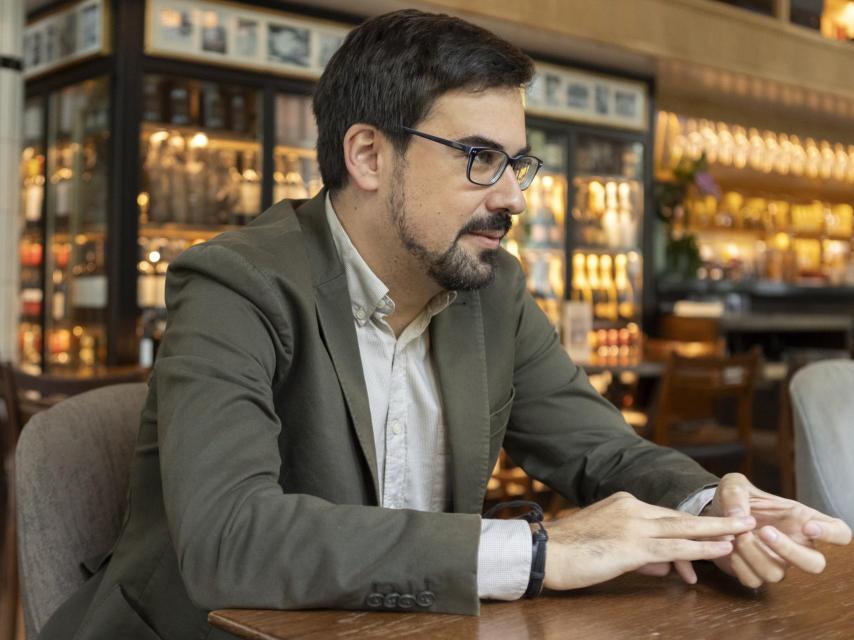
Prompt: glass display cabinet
<box><xmin>18</xmin><ymin>99</ymin><xmax>46</xmax><ymax>371</ymax></box>
<box><xmin>508</xmin><ymin>123</ymin><xmax>650</xmax><ymax>366</ymax></box>
<box><xmin>18</xmin><ymin>77</ymin><xmax>111</xmax><ymax>372</ymax></box>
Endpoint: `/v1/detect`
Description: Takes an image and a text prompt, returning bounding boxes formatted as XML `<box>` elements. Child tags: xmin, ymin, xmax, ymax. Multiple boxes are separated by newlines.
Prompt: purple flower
<box><xmin>694</xmin><ymin>171</ymin><xmax>721</xmax><ymax>198</ymax></box>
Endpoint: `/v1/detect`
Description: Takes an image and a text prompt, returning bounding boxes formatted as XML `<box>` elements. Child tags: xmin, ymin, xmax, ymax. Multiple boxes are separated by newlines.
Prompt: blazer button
<box><xmin>383</xmin><ymin>593</ymin><xmax>400</xmax><ymax>608</ymax></box>
<box><xmin>416</xmin><ymin>591</ymin><xmax>435</xmax><ymax>607</ymax></box>
<box><xmin>366</xmin><ymin>593</ymin><xmax>384</xmax><ymax>608</ymax></box>
<box><xmin>398</xmin><ymin>594</ymin><xmax>416</xmax><ymax>609</ymax></box>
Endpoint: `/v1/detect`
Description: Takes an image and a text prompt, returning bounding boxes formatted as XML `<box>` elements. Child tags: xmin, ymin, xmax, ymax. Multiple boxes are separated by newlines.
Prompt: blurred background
<box><xmin>1</xmin><ymin>2</ymin><xmax>854</xmax><ymax>637</ymax></box>
<box><xmin>1</xmin><ymin>0</ymin><xmax>853</xmax><ymax>570</ymax></box>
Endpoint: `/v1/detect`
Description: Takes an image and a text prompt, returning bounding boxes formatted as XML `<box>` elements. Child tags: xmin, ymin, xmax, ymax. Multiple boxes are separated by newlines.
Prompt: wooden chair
<box><xmin>0</xmin><ymin>363</ymin><xmax>149</xmax><ymax>640</ymax></box>
<box><xmin>659</xmin><ymin>314</ymin><xmax>720</xmax><ymax>343</ymax></box>
<box><xmin>643</xmin><ymin>337</ymin><xmax>726</xmax><ymax>362</ymax></box>
<box><xmin>651</xmin><ymin>347</ymin><xmax>761</xmax><ymax>477</ymax></box>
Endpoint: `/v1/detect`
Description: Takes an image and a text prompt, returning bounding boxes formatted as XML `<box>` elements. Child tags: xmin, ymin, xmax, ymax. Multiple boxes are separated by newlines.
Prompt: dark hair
<box><xmin>312</xmin><ymin>9</ymin><xmax>534</xmax><ymax>193</ymax></box>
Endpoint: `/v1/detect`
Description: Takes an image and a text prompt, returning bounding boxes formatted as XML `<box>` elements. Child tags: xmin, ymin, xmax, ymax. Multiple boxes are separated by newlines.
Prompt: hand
<box><xmin>703</xmin><ymin>473</ymin><xmax>852</xmax><ymax>588</ymax></box>
<box><xmin>541</xmin><ymin>491</ymin><xmax>756</xmax><ymax>591</ymax></box>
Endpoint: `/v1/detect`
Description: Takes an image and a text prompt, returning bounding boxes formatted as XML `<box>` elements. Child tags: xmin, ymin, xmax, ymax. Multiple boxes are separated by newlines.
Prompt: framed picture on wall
<box><xmin>146</xmin><ymin>0</ymin><xmax>351</xmax><ymax>80</ymax></box>
<box><xmin>23</xmin><ymin>0</ymin><xmax>111</xmax><ymax>79</ymax></box>
<box><xmin>267</xmin><ymin>23</ymin><xmax>310</xmax><ymax>67</ymax></box>
<box><xmin>526</xmin><ymin>62</ymin><xmax>648</xmax><ymax>132</ymax></box>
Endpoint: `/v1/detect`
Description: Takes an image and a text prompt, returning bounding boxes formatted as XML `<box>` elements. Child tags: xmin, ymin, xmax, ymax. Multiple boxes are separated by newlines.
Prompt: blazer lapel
<box><xmin>430</xmin><ymin>291</ymin><xmax>491</xmax><ymax>514</ymax></box>
<box><xmin>295</xmin><ymin>192</ymin><xmax>380</xmax><ymax>502</ymax></box>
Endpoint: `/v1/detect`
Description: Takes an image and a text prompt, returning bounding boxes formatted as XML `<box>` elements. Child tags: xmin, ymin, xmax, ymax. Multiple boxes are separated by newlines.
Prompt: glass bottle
<box><xmin>599</xmin><ymin>254</ymin><xmax>618</xmax><ymax>321</ymax></box>
<box><xmin>615</xmin><ymin>253</ymin><xmax>636</xmax><ymax>320</ymax></box>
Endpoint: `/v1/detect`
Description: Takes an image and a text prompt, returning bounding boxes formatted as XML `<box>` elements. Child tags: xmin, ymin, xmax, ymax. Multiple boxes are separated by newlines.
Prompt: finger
<box><xmin>760</xmin><ymin>526</ymin><xmax>827</xmax><ymax>574</ymax></box>
<box><xmin>803</xmin><ymin>518</ymin><xmax>853</xmax><ymax>546</ymax></box>
<box><xmin>717</xmin><ymin>476</ymin><xmax>752</xmax><ymax>518</ymax></box>
<box><xmin>636</xmin><ymin>562</ymin><xmax>671</xmax><ymax>577</ymax></box>
<box><xmin>646</xmin><ymin>515</ymin><xmax>755</xmax><ymax>539</ymax></box>
<box><xmin>674</xmin><ymin>560</ymin><xmax>697</xmax><ymax>584</ymax></box>
<box><xmin>729</xmin><ymin>546</ymin><xmax>764</xmax><ymax>588</ymax></box>
<box><xmin>712</xmin><ymin>553</ymin><xmax>736</xmax><ymax>577</ymax></box>
<box><xmin>735</xmin><ymin>531</ymin><xmax>787</xmax><ymax>584</ymax></box>
<box><xmin>649</xmin><ymin>539</ymin><xmax>733</xmax><ymax>563</ymax></box>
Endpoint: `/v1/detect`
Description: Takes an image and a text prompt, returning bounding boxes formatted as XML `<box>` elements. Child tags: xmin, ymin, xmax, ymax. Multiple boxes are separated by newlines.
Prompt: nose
<box><xmin>485</xmin><ymin>163</ymin><xmax>528</xmax><ymax>216</ymax></box>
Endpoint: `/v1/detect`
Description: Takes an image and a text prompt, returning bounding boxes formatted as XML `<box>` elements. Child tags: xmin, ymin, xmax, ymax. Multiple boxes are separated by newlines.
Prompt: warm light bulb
<box><xmin>189</xmin><ymin>133</ymin><xmax>209</xmax><ymax>149</ymax></box>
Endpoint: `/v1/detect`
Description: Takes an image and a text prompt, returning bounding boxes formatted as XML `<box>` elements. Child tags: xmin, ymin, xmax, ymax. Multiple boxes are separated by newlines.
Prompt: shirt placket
<box><xmin>382</xmin><ymin>342</ymin><xmax>408</xmax><ymax>509</ymax></box>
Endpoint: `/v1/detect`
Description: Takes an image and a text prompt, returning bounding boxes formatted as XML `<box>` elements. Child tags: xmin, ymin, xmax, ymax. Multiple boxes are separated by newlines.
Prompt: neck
<box><xmin>330</xmin><ymin>188</ymin><xmax>443</xmax><ymax>336</ymax></box>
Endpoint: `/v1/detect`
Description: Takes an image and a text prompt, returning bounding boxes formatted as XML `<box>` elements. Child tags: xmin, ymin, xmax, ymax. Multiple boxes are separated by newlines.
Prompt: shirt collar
<box><xmin>324</xmin><ymin>193</ymin><xmax>456</xmax><ymax>326</ymax></box>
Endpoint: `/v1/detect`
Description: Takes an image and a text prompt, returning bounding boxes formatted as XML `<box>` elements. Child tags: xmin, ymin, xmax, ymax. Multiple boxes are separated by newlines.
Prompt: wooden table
<box><xmin>209</xmin><ymin>543</ymin><xmax>853</xmax><ymax>639</ymax></box>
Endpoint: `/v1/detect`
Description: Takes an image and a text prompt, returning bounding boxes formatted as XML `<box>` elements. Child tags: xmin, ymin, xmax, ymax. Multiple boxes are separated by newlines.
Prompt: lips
<box><xmin>468</xmin><ymin>230</ymin><xmax>504</xmax><ymax>240</ymax></box>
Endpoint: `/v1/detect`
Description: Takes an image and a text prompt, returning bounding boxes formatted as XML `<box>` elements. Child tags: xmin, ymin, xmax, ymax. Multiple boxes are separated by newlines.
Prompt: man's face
<box><xmin>386</xmin><ymin>87</ymin><xmax>529</xmax><ymax>290</ymax></box>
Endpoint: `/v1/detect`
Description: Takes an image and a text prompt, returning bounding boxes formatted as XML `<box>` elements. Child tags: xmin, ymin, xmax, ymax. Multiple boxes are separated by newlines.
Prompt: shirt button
<box><xmin>354</xmin><ymin>307</ymin><xmax>366</xmax><ymax>321</ymax></box>
<box><xmin>390</xmin><ymin>421</ymin><xmax>402</xmax><ymax>435</ymax></box>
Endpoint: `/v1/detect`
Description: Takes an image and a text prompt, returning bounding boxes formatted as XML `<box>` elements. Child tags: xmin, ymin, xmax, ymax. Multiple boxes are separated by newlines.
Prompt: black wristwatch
<box><xmin>483</xmin><ymin>500</ymin><xmax>548</xmax><ymax>598</ymax></box>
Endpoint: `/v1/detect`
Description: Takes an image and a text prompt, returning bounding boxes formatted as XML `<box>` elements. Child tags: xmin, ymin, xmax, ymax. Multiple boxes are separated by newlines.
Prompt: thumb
<box><xmin>717</xmin><ymin>474</ymin><xmax>752</xmax><ymax>518</ymax></box>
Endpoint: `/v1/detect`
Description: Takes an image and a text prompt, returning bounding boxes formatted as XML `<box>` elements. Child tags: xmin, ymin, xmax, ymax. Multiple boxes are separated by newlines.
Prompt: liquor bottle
<box><xmin>53</xmin><ymin>151</ymin><xmax>73</xmax><ymax>221</ymax></box>
<box><xmin>587</xmin><ymin>180</ymin><xmax>605</xmax><ymax>217</ymax></box>
<box><xmin>615</xmin><ymin>253</ymin><xmax>636</xmax><ymax>320</ymax></box>
<box><xmin>599</xmin><ymin>254</ymin><xmax>618</xmax><ymax>321</ymax></box>
<box><xmin>527</xmin><ymin>185</ymin><xmax>557</xmax><ymax>249</ymax></box>
<box><xmin>586</xmin><ymin>253</ymin><xmax>603</xmax><ymax>319</ymax></box>
<box><xmin>618</xmin><ymin>182</ymin><xmax>637</xmax><ymax>247</ymax></box>
<box><xmin>273</xmin><ymin>155</ymin><xmax>287</xmax><ymax>204</ymax></box>
<box><xmin>71</xmin><ymin>240</ymin><xmax>108</xmax><ymax>324</ymax></box>
<box><xmin>602</xmin><ymin>206</ymin><xmax>620</xmax><ymax>248</ymax></box>
<box><xmin>23</xmin><ymin>154</ymin><xmax>45</xmax><ymax>222</ymax></box>
<box><xmin>238</xmin><ymin>150</ymin><xmax>262</xmax><ymax>221</ymax></box>
<box><xmin>137</xmin><ymin>238</ymin><xmax>156</xmax><ymax>309</ymax></box>
<box><xmin>51</xmin><ymin>265</ymin><xmax>67</xmax><ymax>322</ymax></box>
<box><xmin>570</xmin><ymin>252</ymin><xmax>592</xmax><ymax>304</ymax></box>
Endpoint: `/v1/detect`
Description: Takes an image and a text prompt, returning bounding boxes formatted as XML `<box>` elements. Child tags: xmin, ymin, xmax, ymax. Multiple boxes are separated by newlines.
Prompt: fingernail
<box><xmin>805</xmin><ymin>522</ymin><xmax>822</xmax><ymax>538</ymax></box>
<box><xmin>761</xmin><ymin>526</ymin><xmax>779</xmax><ymax>543</ymax></box>
<box><xmin>727</xmin><ymin>508</ymin><xmax>745</xmax><ymax>517</ymax></box>
<box><xmin>740</xmin><ymin>517</ymin><xmax>756</xmax><ymax>527</ymax></box>
<box><xmin>716</xmin><ymin>541</ymin><xmax>733</xmax><ymax>552</ymax></box>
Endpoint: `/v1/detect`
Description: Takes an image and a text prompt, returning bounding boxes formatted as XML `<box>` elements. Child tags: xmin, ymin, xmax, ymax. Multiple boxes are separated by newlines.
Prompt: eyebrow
<box><xmin>457</xmin><ymin>134</ymin><xmax>531</xmax><ymax>158</ymax></box>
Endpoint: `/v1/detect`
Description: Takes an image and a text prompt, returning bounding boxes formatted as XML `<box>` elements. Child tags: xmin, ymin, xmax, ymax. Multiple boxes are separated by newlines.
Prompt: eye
<box><xmin>474</xmin><ymin>149</ymin><xmax>503</xmax><ymax>167</ymax></box>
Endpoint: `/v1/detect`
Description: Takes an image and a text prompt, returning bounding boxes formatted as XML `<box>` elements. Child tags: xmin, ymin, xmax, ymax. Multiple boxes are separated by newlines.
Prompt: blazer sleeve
<box><xmin>501</xmin><ymin>266</ymin><xmax>719</xmax><ymax>509</ymax></box>
<box><xmin>155</xmin><ymin>243</ymin><xmax>482</xmax><ymax>615</ymax></box>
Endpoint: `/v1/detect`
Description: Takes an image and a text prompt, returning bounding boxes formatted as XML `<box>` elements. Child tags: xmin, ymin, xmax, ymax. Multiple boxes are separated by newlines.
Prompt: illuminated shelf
<box><xmin>140</xmin><ymin>123</ymin><xmax>261</xmax><ymax>151</ymax></box>
<box><xmin>139</xmin><ymin>222</ymin><xmax>241</xmax><ymax>241</ymax></box>
<box><xmin>273</xmin><ymin>145</ymin><xmax>317</xmax><ymax>160</ymax></box>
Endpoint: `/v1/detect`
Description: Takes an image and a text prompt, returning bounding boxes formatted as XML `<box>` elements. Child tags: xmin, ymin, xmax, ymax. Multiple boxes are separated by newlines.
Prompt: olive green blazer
<box><xmin>42</xmin><ymin>191</ymin><xmax>717</xmax><ymax>640</ymax></box>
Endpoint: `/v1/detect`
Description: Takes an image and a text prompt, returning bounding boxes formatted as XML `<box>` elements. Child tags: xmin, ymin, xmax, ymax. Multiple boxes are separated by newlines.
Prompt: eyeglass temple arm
<box><xmin>401</xmin><ymin>126</ymin><xmax>473</xmax><ymax>154</ymax></box>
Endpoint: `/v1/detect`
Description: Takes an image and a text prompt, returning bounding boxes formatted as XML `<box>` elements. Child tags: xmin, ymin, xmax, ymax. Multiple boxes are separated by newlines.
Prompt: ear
<box><xmin>342</xmin><ymin>123</ymin><xmax>383</xmax><ymax>192</ymax></box>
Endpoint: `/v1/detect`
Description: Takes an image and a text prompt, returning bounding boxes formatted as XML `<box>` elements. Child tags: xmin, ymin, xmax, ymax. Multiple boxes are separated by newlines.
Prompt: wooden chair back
<box><xmin>652</xmin><ymin>347</ymin><xmax>761</xmax><ymax>474</ymax></box>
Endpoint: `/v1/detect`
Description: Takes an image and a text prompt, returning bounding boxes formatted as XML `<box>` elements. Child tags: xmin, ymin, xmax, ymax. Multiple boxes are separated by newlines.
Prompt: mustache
<box><xmin>458</xmin><ymin>214</ymin><xmax>513</xmax><ymax>238</ymax></box>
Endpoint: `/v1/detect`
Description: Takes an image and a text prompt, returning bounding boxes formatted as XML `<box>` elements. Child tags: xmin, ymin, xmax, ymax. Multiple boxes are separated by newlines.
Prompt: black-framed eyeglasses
<box><xmin>401</xmin><ymin>126</ymin><xmax>543</xmax><ymax>191</ymax></box>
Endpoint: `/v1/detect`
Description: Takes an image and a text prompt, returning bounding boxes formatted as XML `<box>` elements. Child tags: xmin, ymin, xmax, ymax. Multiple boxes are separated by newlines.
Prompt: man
<box><xmin>42</xmin><ymin>9</ymin><xmax>850</xmax><ymax>640</ymax></box>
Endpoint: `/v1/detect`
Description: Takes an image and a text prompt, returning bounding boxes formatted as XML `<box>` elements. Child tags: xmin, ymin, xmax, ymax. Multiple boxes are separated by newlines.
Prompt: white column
<box><xmin>0</xmin><ymin>0</ymin><xmax>24</xmax><ymax>364</ymax></box>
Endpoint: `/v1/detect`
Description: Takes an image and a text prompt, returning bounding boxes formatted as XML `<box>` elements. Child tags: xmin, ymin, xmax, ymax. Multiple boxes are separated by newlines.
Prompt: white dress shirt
<box><xmin>324</xmin><ymin>194</ymin><xmax>716</xmax><ymax>600</ymax></box>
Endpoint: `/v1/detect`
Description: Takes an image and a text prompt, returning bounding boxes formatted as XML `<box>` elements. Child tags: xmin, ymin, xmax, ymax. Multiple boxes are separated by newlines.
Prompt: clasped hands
<box><xmin>541</xmin><ymin>473</ymin><xmax>852</xmax><ymax>591</ymax></box>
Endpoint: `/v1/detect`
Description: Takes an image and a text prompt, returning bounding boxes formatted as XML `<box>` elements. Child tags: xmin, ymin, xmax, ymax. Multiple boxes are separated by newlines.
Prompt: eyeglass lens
<box><xmin>469</xmin><ymin>149</ymin><xmax>539</xmax><ymax>190</ymax></box>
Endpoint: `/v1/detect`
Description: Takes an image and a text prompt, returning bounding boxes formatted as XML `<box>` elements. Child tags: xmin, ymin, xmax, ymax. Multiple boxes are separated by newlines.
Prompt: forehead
<box><xmin>419</xmin><ymin>87</ymin><xmax>527</xmax><ymax>146</ymax></box>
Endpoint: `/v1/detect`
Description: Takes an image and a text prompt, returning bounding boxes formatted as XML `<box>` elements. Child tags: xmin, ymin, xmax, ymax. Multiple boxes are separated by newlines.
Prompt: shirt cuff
<box><xmin>477</xmin><ymin>518</ymin><xmax>532</xmax><ymax>600</ymax></box>
<box><xmin>677</xmin><ymin>485</ymin><xmax>719</xmax><ymax>516</ymax></box>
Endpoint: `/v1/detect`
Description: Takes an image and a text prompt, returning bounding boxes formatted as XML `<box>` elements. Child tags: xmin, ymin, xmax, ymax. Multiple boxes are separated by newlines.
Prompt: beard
<box><xmin>387</xmin><ymin>169</ymin><xmax>512</xmax><ymax>291</ymax></box>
